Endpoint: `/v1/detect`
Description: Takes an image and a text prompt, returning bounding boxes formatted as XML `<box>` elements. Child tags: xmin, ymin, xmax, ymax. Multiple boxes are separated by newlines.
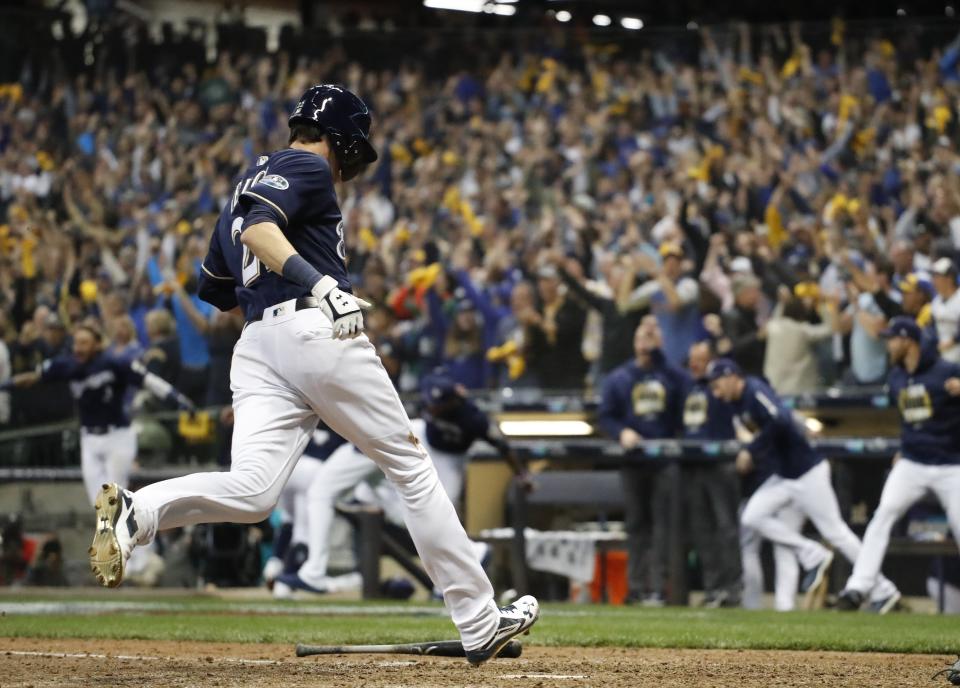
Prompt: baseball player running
<box><xmin>88</xmin><ymin>84</ymin><xmax>538</xmax><ymax>663</ymax></box>
<box><xmin>707</xmin><ymin>358</ymin><xmax>901</xmax><ymax>611</ymax></box>
<box><xmin>6</xmin><ymin>323</ymin><xmax>194</xmax><ymax>505</ymax></box>
<box><xmin>837</xmin><ymin>316</ymin><xmax>960</xmax><ymax>611</ymax></box>
<box><xmin>275</xmin><ymin>369</ymin><xmax>528</xmax><ymax>595</ymax></box>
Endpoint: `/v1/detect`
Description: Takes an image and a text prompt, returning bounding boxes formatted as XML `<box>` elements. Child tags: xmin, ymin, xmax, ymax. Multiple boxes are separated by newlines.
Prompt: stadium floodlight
<box><xmin>423</xmin><ymin>0</ymin><xmax>485</xmax><ymax>12</ymax></box>
<box><xmin>498</xmin><ymin>420</ymin><xmax>594</xmax><ymax>437</ymax></box>
<box><xmin>492</xmin><ymin>3</ymin><xmax>517</xmax><ymax>15</ymax></box>
<box><xmin>620</xmin><ymin>17</ymin><xmax>643</xmax><ymax>30</ymax></box>
<box><xmin>555</xmin><ymin>10</ymin><xmax>572</xmax><ymax>22</ymax></box>
<box><xmin>592</xmin><ymin>14</ymin><xmax>611</xmax><ymax>26</ymax></box>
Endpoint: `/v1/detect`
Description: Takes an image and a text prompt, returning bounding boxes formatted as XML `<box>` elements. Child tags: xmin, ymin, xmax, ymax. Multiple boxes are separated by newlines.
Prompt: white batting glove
<box><xmin>312</xmin><ymin>275</ymin><xmax>372</xmax><ymax>339</ymax></box>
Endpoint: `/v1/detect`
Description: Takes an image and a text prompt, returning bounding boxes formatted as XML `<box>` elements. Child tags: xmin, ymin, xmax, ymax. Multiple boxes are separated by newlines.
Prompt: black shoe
<box><xmin>836</xmin><ymin>588</ymin><xmax>864</xmax><ymax>611</ymax></box>
<box><xmin>465</xmin><ymin>595</ymin><xmax>539</xmax><ymax>667</ymax></box>
<box><xmin>800</xmin><ymin>552</ymin><xmax>834</xmax><ymax>594</ymax></box>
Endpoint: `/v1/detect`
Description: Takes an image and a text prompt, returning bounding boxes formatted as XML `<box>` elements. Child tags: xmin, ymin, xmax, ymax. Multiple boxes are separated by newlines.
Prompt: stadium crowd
<box><xmin>2</xmin><ymin>18</ymin><xmax>960</xmax><ymax>428</ymax></box>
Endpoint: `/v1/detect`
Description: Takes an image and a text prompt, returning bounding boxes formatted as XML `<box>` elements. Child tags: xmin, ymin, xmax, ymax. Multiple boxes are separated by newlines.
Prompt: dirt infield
<box><xmin>0</xmin><ymin>637</ymin><xmax>952</xmax><ymax>687</ymax></box>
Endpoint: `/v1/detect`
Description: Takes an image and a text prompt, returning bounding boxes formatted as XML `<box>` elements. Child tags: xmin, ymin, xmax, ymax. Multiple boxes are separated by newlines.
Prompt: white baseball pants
<box><xmin>80</xmin><ymin>426</ymin><xmax>137</xmax><ymax>506</ymax></box>
<box><xmin>278</xmin><ymin>454</ymin><xmax>324</xmax><ymax>546</ymax></box>
<box><xmin>296</xmin><ymin>418</ymin><xmax>466</xmax><ymax>587</ymax></box>
<box><xmin>846</xmin><ymin>458</ymin><xmax>960</xmax><ymax>595</ymax></box>
<box><xmin>132</xmin><ymin>302</ymin><xmax>498</xmax><ymax>648</ymax></box>
<box><xmin>741</xmin><ymin>460</ymin><xmax>899</xmax><ymax>602</ymax></box>
<box><xmin>740</xmin><ymin>504</ymin><xmax>803</xmax><ymax>611</ymax></box>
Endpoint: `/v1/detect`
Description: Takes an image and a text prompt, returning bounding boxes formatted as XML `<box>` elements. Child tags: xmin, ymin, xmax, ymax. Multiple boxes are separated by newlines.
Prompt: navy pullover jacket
<box><xmin>889</xmin><ymin>338</ymin><xmax>960</xmax><ymax>465</ymax></box>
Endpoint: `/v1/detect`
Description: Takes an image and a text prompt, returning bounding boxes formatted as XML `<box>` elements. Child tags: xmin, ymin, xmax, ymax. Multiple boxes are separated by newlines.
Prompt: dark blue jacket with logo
<box><xmin>682</xmin><ymin>378</ymin><xmax>737</xmax><ymax>441</ymax></box>
<box><xmin>889</xmin><ymin>338</ymin><xmax>960</xmax><ymax>465</ymax></box>
<box><xmin>598</xmin><ymin>350</ymin><xmax>689</xmax><ymax>441</ymax></box>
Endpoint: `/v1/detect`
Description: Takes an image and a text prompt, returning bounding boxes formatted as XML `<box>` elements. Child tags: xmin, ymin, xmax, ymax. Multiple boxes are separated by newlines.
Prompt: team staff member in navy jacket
<box><xmin>838</xmin><ymin>316</ymin><xmax>960</xmax><ymax>612</ymax></box>
<box><xmin>7</xmin><ymin>323</ymin><xmax>194</xmax><ymax>505</ymax></box>
<box><xmin>682</xmin><ymin>340</ymin><xmax>742</xmax><ymax>607</ymax></box>
<box><xmin>599</xmin><ymin>315</ymin><xmax>688</xmax><ymax>605</ymax></box>
<box><xmin>708</xmin><ymin>358</ymin><xmax>901</xmax><ymax>610</ymax></box>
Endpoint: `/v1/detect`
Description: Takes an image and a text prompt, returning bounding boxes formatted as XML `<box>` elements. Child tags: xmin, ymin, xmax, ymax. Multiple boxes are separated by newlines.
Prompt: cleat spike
<box><xmin>108</xmin><ymin>497</ymin><xmax>117</xmax><ymax>506</ymax></box>
<box><xmin>88</xmin><ymin>547</ymin><xmax>95</xmax><ymax>555</ymax></box>
<box><xmin>110</xmin><ymin>544</ymin><xmax>117</xmax><ymax>555</ymax></box>
<box><xmin>102</xmin><ymin>484</ymin><xmax>110</xmax><ymax>491</ymax></box>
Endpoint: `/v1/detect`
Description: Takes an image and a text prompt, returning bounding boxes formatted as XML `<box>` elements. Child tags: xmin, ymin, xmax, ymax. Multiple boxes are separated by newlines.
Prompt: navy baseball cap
<box><xmin>706</xmin><ymin>357</ymin><xmax>742</xmax><ymax>382</ymax></box>
<box><xmin>879</xmin><ymin>316</ymin><xmax>922</xmax><ymax>342</ymax></box>
<box><xmin>420</xmin><ymin>370</ymin><xmax>459</xmax><ymax>404</ymax></box>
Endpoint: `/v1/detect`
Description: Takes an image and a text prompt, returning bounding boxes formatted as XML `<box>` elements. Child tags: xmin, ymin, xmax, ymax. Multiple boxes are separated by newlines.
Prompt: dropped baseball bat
<box><xmin>295</xmin><ymin>639</ymin><xmax>522</xmax><ymax>659</ymax></box>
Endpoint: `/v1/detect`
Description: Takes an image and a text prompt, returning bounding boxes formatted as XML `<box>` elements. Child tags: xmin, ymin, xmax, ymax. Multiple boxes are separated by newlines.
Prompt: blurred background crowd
<box><xmin>3</xmin><ymin>8</ymin><xmax>960</xmax><ymax>429</ymax></box>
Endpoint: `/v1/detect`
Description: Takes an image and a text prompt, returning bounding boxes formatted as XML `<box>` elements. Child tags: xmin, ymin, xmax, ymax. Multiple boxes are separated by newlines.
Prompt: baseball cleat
<box><xmin>465</xmin><ymin>595</ymin><xmax>539</xmax><ymax>667</ymax></box>
<box><xmin>262</xmin><ymin>556</ymin><xmax>283</xmax><ymax>589</ymax></box>
<box><xmin>867</xmin><ymin>589</ymin><xmax>901</xmax><ymax>615</ymax></box>
<box><xmin>835</xmin><ymin>588</ymin><xmax>865</xmax><ymax>611</ymax></box>
<box><xmin>274</xmin><ymin>571</ymin><xmax>363</xmax><ymax>596</ymax></box>
<box><xmin>800</xmin><ymin>551</ymin><xmax>834</xmax><ymax>600</ymax></box>
<box><xmin>89</xmin><ymin>483</ymin><xmax>140</xmax><ymax>588</ymax></box>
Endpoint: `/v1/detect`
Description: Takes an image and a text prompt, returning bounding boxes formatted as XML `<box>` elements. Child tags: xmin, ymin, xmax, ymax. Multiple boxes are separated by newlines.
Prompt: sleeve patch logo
<box><xmin>258</xmin><ymin>174</ymin><xmax>289</xmax><ymax>190</ymax></box>
<box><xmin>256</xmin><ymin>155</ymin><xmax>269</xmax><ymax>166</ymax></box>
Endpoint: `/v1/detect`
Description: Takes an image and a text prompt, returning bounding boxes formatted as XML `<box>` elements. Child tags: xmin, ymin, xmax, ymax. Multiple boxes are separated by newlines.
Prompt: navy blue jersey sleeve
<box><xmin>745</xmin><ymin>381</ymin><xmax>789</xmax><ymax>457</ymax></box>
<box><xmin>200</xmin><ymin>228</ymin><xmax>234</xmax><ymax>283</ymax></box>
<box><xmin>122</xmin><ymin>358</ymin><xmax>148</xmax><ymax>386</ymax></box>
<box><xmin>38</xmin><ymin>356</ymin><xmax>71</xmax><ymax>382</ymax></box>
<box><xmin>198</xmin><ymin>228</ymin><xmax>239</xmax><ymax>311</ymax></box>
<box><xmin>240</xmin><ymin>152</ymin><xmax>333</xmax><ymax>230</ymax></box>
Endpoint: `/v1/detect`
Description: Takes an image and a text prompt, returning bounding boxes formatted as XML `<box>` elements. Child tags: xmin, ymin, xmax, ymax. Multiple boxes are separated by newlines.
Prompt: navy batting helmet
<box><xmin>289</xmin><ymin>84</ymin><xmax>378</xmax><ymax>181</ymax></box>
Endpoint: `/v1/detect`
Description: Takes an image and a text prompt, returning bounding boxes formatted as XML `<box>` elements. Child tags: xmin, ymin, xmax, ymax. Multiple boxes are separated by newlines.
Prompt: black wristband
<box><xmin>282</xmin><ymin>254</ymin><xmax>324</xmax><ymax>290</ymax></box>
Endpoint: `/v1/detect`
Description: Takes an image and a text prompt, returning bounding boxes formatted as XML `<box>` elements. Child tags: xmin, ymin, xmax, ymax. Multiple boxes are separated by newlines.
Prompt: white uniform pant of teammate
<box><xmin>846</xmin><ymin>458</ymin><xmax>960</xmax><ymax>595</ymax></box>
<box><xmin>740</xmin><ymin>504</ymin><xmax>803</xmax><ymax>611</ymax></box>
<box><xmin>295</xmin><ymin>418</ymin><xmax>465</xmax><ymax>588</ymax></box>
<box><xmin>740</xmin><ymin>460</ymin><xmax>899</xmax><ymax>602</ymax></box>
<box><xmin>80</xmin><ymin>427</ymin><xmax>137</xmax><ymax>506</ymax></box>
<box><xmin>278</xmin><ymin>455</ymin><xmax>324</xmax><ymax>547</ymax></box>
<box><xmin>132</xmin><ymin>303</ymin><xmax>498</xmax><ymax>649</ymax></box>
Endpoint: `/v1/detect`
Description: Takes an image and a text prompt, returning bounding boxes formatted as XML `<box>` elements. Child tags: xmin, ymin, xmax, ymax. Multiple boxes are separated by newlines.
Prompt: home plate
<box><xmin>500</xmin><ymin>674</ymin><xmax>587</xmax><ymax>680</ymax></box>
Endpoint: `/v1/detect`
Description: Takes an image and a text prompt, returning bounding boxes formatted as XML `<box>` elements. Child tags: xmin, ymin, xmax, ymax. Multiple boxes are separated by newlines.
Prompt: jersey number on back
<box><xmin>231</xmin><ymin>217</ymin><xmax>263</xmax><ymax>286</ymax></box>
<box><xmin>336</xmin><ymin>221</ymin><xmax>346</xmax><ymax>261</ymax></box>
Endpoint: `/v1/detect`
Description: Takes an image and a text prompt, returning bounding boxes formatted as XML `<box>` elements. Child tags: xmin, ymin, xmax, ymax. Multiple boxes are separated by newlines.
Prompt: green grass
<box><xmin>1</xmin><ymin>597</ymin><xmax>957</xmax><ymax>654</ymax></box>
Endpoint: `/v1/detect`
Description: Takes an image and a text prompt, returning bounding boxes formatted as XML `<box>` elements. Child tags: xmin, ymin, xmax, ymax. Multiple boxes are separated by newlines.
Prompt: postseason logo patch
<box><xmin>259</xmin><ymin>174</ymin><xmax>289</xmax><ymax>190</ymax></box>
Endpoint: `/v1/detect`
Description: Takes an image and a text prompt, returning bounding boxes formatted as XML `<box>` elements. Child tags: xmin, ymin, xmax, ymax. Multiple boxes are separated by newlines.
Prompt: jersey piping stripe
<box><xmin>242</xmin><ymin>190</ymin><xmax>289</xmax><ymax>227</ymax></box>
<box><xmin>201</xmin><ymin>264</ymin><xmax>233</xmax><ymax>281</ymax></box>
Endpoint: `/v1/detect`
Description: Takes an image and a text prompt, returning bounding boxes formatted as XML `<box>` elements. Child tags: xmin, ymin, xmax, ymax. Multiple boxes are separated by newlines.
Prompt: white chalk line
<box><xmin>2</xmin><ymin>650</ymin><xmax>427</xmax><ymax>669</ymax></box>
<box><xmin>1</xmin><ymin>650</ymin><xmax>280</xmax><ymax>666</ymax></box>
